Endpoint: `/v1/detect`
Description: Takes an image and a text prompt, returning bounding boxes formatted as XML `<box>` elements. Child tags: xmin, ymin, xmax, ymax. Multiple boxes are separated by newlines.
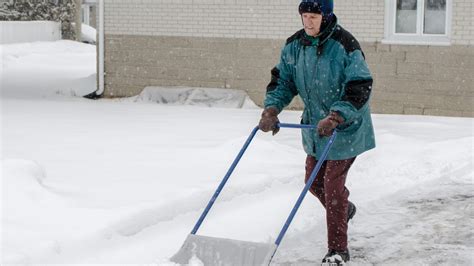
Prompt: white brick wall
<box><xmin>452</xmin><ymin>0</ymin><xmax>474</xmax><ymax>45</ymax></box>
<box><xmin>104</xmin><ymin>0</ymin><xmax>301</xmax><ymax>40</ymax></box>
<box><xmin>335</xmin><ymin>0</ymin><xmax>384</xmax><ymax>42</ymax></box>
<box><xmin>104</xmin><ymin>0</ymin><xmax>473</xmax><ymax>44</ymax></box>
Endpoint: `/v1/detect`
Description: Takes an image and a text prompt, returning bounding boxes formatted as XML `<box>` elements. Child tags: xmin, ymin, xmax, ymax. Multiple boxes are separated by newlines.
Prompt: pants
<box><xmin>305</xmin><ymin>155</ymin><xmax>356</xmax><ymax>251</ymax></box>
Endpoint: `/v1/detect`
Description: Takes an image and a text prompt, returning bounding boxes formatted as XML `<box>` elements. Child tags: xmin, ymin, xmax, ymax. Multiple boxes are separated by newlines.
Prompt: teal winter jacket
<box><xmin>264</xmin><ymin>17</ymin><xmax>375</xmax><ymax>160</ymax></box>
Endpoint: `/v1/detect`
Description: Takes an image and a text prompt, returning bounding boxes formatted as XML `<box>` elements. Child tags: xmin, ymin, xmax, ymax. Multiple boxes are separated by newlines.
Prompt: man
<box><xmin>258</xmin><ymin>0</ymin><xmax>375</xmax><ymax>264</ymax></box>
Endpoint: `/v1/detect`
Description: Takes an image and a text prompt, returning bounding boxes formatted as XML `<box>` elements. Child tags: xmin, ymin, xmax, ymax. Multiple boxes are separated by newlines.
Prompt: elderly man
<box><xmin>259</xmin><ymin>0</ymin><xmax>375</xmax><ymax>264</ymax></box>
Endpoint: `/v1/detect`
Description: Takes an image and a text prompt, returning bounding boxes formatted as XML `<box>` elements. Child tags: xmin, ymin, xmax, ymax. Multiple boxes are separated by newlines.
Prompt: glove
<box><xmin>317</xmin><ymin>111</ymin><xmax>344</xmax><ymax>137</ymax></box>
<box><xmin>259</xmin><ymin>107</ymin><xmax>280</xmax><ymax>135</ymax></box>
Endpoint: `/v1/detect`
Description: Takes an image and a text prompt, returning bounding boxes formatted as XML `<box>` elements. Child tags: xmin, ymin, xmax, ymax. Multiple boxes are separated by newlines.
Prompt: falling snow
<box><xmin>1</xmin><ymin>40</ymin><xmax>473</xmax><ymax>266</ymax></box>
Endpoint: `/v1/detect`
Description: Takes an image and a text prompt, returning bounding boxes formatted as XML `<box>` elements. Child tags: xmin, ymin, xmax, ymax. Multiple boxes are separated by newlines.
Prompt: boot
<box><xmin>347</xmin><ymin>201</ymin><xmax>356</xmax><ymax>222</ymax></box>
<box><xmin>322</xmin><ymin>249</ymin><xmax>350</xmax><ymax>265</ymax></box>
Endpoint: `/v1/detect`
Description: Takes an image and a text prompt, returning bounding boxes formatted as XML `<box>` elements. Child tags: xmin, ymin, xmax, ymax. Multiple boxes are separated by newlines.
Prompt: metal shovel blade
<box><xmin>170</xmin><ymin>234</ymin><xmax>277</xmax><ymax>266</ymax></box>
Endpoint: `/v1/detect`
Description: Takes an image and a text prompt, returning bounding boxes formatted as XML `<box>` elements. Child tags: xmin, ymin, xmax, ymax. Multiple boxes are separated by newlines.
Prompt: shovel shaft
<box><xmin>191</xmin><ymin>123</ymin><xmax>317</xmax><ymax>235</ymax></box>
<box><xmin>277</xmin><ymin>123</ymin><xmax>317</xmax><ymax>129</ymax></box>
<box><xmin>191</xmin><ymin>126</ymin><xmax>259</xmax><ymax>234</ymax></box>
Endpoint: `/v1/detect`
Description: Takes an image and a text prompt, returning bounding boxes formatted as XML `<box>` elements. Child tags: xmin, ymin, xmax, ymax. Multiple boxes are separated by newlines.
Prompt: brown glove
<box><xmin>259</xmin><ymin>107</ymin><xmax>280</xmax><ymax>135</ymax></box>
<box><xmin>317</xmin><ymin>111</ymin><xmax>344</xmax><ymax>137</ymax></box>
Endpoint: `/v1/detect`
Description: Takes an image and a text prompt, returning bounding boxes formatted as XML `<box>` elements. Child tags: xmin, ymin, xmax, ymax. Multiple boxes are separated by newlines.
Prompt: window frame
<box><xmin>383</xmin><ymin>0</ymin><xmax>452</xmax><ymax>46</ymax></box>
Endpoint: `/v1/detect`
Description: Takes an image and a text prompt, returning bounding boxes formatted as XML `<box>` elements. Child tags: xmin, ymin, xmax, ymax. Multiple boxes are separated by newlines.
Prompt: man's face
<box><xmin>302</xmin><ymin>13</ymin><xmax>323</xmax><ymax>37</ymax></box>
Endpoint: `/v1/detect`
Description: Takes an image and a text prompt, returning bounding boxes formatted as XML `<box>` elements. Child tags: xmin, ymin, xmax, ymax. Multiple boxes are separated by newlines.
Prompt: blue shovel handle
<box><xmin>191</xmin><ymin>123</ymin><xmax>322</xmax><ymax>235</ymax></box>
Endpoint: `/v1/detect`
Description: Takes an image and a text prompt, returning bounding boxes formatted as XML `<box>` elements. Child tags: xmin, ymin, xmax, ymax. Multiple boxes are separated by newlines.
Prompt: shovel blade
<box><xmin>170</xmin><ymin>234</ymin><xmax>277</xmax><ymax>266</ymax></box>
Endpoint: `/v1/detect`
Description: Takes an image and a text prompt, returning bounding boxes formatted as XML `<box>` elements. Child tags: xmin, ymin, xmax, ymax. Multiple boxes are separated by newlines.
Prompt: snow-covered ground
<box><xmin>1</xmin><ymin>40</ymin><xmax>97</xmax><ymax>98</ymax></box>
<box><xmin>1</xmin><ymin>41</ymin><xmax>473</xmax><ymax>265</ymax></box>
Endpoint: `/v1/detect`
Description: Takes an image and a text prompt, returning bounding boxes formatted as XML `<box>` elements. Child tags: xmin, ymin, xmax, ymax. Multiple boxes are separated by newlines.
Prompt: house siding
<box><xmin>452</xmin><ymin>0</ymin><xmax>474</xmax><ymax>45</ymax></box>
<box><xmin>336</xmin><ymin>0</ymin><xmax>385</xmax><ymax>43</ymax></box>
<box><xmin>104</xmin><ymin>0</ymin><xmax>473</xmax><ymax>117</ymax></box>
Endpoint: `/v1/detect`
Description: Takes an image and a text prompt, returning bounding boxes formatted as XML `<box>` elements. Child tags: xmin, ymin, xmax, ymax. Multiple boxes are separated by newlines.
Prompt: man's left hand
<box><xmin>317</xmin><ymin>111</ymin><xmax>344</xmax><ymax>136</ymax></box>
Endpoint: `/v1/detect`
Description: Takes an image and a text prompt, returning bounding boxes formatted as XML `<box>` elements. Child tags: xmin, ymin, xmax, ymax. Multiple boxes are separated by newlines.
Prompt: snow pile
<box><xmin>3</xmin><ymin>159</ymin><xmax>49</xmax><ymax>203</ymax></box>
<box><xmin>2</xmin><ymin>159</ymin><xmax>64</xmax><ymax>263</ymax></box>
<box><xmin>129</xmin><ymin>86</ymin><xmax>259</xmax><ymax>109</ymax></box>
<box><xmin>81</xmin><ymin>23</ymin><xmax>97</xmax><ymax>44</ymax></box>
<box><xmin>0</xmin><ymin>40</ymin><xmax>96</xmax><ymax>98</ymax></box>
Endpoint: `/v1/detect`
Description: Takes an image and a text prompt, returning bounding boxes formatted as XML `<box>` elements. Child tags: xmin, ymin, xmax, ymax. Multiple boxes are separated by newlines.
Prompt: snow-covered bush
<box><xmin>0</xmin><ymin>0</ymin><xmax>76</xmax><ymax>40</ymax></box>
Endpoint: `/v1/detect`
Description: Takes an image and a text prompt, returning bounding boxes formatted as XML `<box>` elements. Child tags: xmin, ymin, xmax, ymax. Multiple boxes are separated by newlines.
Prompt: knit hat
<box><xmin>298</xmin><ymin>0</ymin><xmax>335</xmax><ymax>32</ymax></box>
<box><xmin>298</xmin><ymin>0</ymin><xmax>333</xmax><ymax>17</ymax></box>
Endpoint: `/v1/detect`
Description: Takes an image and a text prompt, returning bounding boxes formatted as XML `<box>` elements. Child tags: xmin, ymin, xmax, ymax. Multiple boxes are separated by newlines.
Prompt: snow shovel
<box><xmin>170</xmin><ymin>123</ymin><xmax>338</xmax><ymax>265</ymax></box>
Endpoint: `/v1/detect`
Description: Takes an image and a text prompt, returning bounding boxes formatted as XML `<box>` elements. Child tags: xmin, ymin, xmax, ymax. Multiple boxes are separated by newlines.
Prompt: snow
<box><xmin>1</xmin><ymin>40</ymin><xmax>97</xmax><ymax>98</ymax></box>
<box><xmin>132</xmin><ymin>86</ymin><xmax>259</xmax><ymax>109</ymax></box>
<box><xmin>81</xmin><ymin>23</ymin><xmax>97</xmax><ymax>44</ymax></box>
<box><xmin>1</xmin><ymin>40</ymin><xmax>473</xmax><ymax>265</ymax></box>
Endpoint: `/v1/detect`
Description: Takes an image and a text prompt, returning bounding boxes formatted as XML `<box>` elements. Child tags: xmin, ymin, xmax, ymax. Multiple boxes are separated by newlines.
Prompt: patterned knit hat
<box><xmin>298</xmin><ymin>0</ymin><xmax>333</xmax><ymax>16</ymax></box>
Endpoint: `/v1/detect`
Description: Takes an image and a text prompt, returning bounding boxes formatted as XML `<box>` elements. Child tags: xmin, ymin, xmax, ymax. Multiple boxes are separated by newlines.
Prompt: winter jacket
<box><xmin>264</xmin><ymin>16</ymin><xmax>375</xmax><ymax>160</ymax></box>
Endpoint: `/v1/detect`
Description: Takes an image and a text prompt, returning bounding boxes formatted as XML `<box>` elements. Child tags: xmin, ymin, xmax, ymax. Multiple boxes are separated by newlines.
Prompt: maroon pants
<box><xmin>305</xmin><ymin>155</ymin><xmax>356</xmax><ymax>251</ymax></box>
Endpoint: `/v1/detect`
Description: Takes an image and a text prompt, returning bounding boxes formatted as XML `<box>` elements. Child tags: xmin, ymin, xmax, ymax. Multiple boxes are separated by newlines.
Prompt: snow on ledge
<box><xmin>131</xmin><ymin>86</ymin><xmax>259</xmax><ymax>109</ymax></box>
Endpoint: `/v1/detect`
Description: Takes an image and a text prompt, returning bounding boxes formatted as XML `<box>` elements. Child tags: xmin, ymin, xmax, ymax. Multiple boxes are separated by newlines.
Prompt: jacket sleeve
<box><xmin>330</xmin><ymin>49</ymin><xmax>373</xmax><ymax>123</ymax></box>
<box><xmin>263</xmin><ymin>47</ymin><xmax>298</xmax><ymax>112</ymax></box>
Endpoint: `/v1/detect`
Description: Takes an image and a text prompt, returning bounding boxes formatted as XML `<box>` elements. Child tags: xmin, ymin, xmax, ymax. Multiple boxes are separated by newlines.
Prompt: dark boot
<box><xmin>322</xmin><ymin>249</ymin><xmax>350</xmax><ymax>265</ymax></box>
<box><xmin>347</xmin><ymin>201</ymin><xmax>356</xmax><ymax>222</ymax></box>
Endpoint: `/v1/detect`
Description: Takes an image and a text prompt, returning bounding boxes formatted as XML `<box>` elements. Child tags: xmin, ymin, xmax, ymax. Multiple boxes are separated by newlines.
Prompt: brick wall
<box><xmin>104</xmin><ymin>35</ymin><xmax>282</xmax><ymax>102</ymax></box>
<box><xmin>104</xmin><ymin>0</ymin><xmax>300</xmax><ymax>40</ymax></box>
<box><xmin>366</xmin><ymin>43</ymin><xmax>473</xmax><ymax>117</ymax></box>
<box><xmin>104</xmin><ymin>0</ymin><xmax>473</xmax><ymax>44</ymax></box>
<box><xmin>335</xmin><ymin>0</ymin><xmax>384</xmax><ymax>43</ymax></box>
<box><xmin>105</xmin><ymin>34</ymin><xmax>473</xmax><ymax>116</ymax></box>
<box><xmin>452</xmin><ymin>0</ymin><xmax>474</xmax><ymax>45</ymax></box>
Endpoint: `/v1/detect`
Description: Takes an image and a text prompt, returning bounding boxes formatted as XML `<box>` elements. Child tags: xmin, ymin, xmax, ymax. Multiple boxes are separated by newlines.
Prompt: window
<box><xmin>82</xmin><ymin>4</ymin><xmax>90</xmax><ymax>25</ymax></box>
<box><xmin>384</xmin><ymin>0</ymin><xmax>452</xmax><ymax>45</ymax></box>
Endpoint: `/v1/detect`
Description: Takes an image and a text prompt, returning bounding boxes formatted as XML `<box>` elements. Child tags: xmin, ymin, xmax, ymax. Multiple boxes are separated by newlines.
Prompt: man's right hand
<box><xmin>258</xmin><ymin>107</ymin><xmax>280</xmax><ymax>135</ymax></box>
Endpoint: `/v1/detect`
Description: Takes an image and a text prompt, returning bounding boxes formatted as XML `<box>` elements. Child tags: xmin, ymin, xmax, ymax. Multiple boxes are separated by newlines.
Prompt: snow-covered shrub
<box><xmin>0</xmin><ymin>0</ymin><xmax>76</xmax><ymax>40</ymax></box>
